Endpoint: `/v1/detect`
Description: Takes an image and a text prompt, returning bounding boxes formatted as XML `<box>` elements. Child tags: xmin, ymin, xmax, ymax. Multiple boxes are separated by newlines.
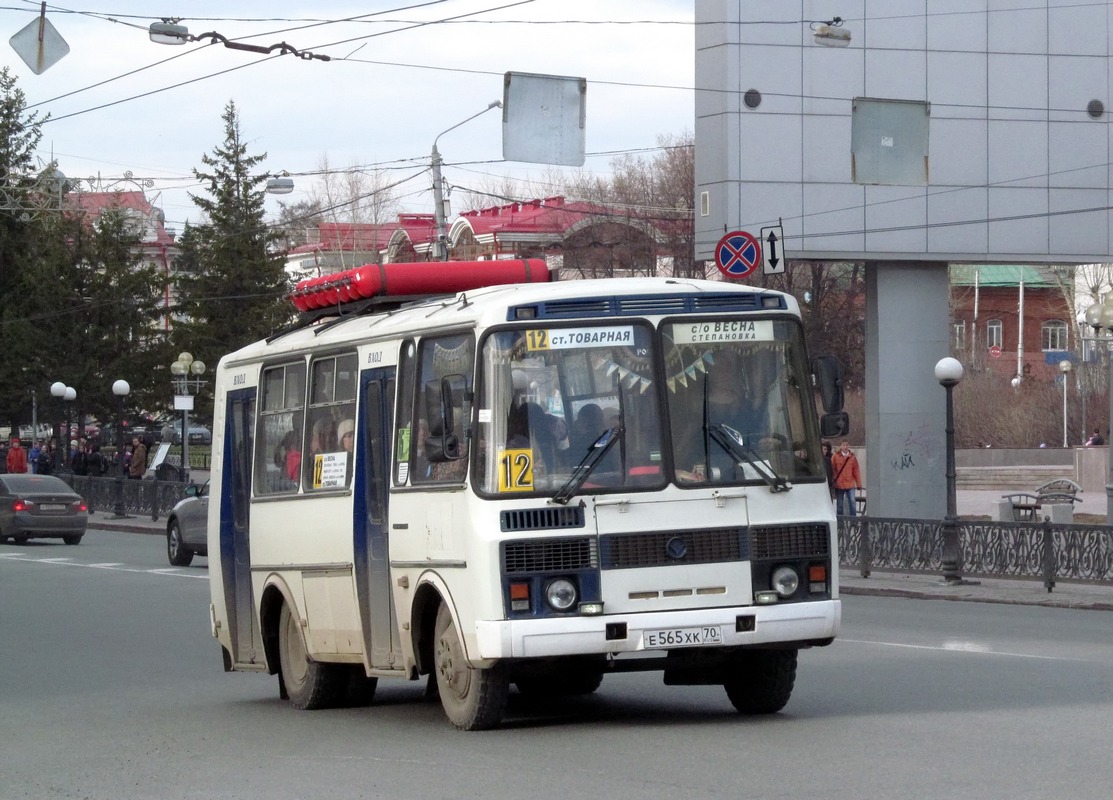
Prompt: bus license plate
<box><xmin>643</xmin><ymin>625</ymin><xmax>722</xmax><ymax>649</ymax></box>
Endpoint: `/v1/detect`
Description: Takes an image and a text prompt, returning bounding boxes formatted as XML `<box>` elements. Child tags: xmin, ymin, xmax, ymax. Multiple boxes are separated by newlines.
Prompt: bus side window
<box><xmin>255</xmin><ymin>363</ymin><xmax>306</xmax><ymax>495</ymax></box>
<box><xmin>413</xmin><ymin>334</ymin><xmax>473</xmax><ymax>484</ymax></box>
<box><xmin>304</xmin><ymin>353</ymin><xmax>357</xmax><ymax>491</ymax></box>
<box><xmin>393</xmin><ymin>340</ymin><xmax>416</xmax><ymax>486</ymax></box>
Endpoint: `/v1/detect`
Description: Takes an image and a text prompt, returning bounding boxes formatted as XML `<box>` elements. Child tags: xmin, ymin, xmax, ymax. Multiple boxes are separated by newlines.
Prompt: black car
<box><xmin>0</xmin><ymin>474</ymin><xmax>88</xmax><ymax>545</ymax></box>
<box><xmin>171</xmin><ymin>425</ymin><xmax>213</xmax><ymax>446</ymax></box>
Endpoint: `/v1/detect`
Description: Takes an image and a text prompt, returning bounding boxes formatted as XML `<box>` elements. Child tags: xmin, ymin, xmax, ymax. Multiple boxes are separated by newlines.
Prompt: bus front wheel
<box><xmin>278</xmin><ymin>602</ymin><xmax>343</xmax><ymax>710</ymax></box>
<box><xmin>724</xmin><ymin>649</ymin><xmax>798</xmax><ymax>714</ymax></box>
<box><xmin>433</xmin><ymin>603</ymin><xmax>508</xmax><ymax>730</ymax></box>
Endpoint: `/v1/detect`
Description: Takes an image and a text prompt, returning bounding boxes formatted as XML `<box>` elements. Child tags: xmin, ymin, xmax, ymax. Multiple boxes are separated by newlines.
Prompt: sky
<box><xmin>0</xmin><ymin>0</ymin><xmax>694</xmax><ymax>233</ymax></box>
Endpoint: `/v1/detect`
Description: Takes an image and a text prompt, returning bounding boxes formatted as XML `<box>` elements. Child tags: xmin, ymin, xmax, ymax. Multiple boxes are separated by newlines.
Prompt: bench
<box><xmin>1001</xmin><ymin>478</ymin><xmax>1082</xmax><ymax>522</ymax></box>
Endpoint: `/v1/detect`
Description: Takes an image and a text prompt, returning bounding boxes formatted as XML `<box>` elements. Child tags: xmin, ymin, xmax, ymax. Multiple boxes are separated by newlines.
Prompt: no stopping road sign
<box><xmin>715</xmin><ymin>230</ymin><xmax>762</xmax><ymax>279</ymax></box>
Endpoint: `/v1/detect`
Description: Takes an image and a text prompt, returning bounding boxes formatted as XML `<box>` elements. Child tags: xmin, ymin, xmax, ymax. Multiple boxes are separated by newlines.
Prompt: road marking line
<box><xmin>0</xmin><ymin>557</ymin><xmax>206</xmax><ymax>579</ymax></box>
<box><xmin>838</xmin><ymin>637</ymin><xmax>1090</xmax><ymax>662</ymax></box>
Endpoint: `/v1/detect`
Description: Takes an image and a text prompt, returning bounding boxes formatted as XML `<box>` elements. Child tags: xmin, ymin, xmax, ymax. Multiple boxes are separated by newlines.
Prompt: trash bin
<box><xmin>155</xmin><ymin>463</ymin><xmax>182</xmax><ymax>482</ymax></box>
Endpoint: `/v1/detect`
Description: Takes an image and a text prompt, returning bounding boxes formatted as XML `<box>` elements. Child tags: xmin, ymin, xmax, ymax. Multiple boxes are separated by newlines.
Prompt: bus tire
<box><xmin>433</xmin><ymin>603</ymin><xmax>508</xmax><ymax>730</ymax></box>
<box><xmin>278</xmin><ymin>602</ymin><xmax>343</xmax><ymax>710</ymax></box>
<box><xmin>724</xmin><ymin>649</ymin><xmax>797</xmax><ymax>714</ymax></box>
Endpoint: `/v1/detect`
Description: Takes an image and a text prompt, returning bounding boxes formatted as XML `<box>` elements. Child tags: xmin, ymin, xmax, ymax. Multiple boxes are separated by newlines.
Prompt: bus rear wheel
<box><xmin>433</xmin><ymin>603</ymin><xmax>508</xmax><ymax>730</ymax></box>
<box><xmin>724</xmin><ymin>649</ymin><xmax>798</xmax><ymax>714</ymax></box>
<box><xmin>278</xmin><ymin>602</ymin><xmax>343</xmax><ymax>710</ymax></box>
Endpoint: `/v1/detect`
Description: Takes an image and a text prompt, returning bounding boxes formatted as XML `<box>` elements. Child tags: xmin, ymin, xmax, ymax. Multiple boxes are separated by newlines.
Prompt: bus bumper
<box><xmin>473</xmin><ymin>599</ymin><xmax>840</xmax><ymax>660</ymax></box>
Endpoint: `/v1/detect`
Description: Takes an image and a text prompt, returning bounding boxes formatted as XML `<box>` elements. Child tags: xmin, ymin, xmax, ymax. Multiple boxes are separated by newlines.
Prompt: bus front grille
<box><xmin>750</xmin><ymin>523</ymin><xmax>830</xmax><ymax>559</ymax></box>
<box><xmin>600</xmin><ymin>527</ymin><xmax>747</xmax><ymax>569</ymax></box>
<box><xmin>502</xmin><ymin>537</ymin><xmax>599</xmax><ymax>574</ymax></box>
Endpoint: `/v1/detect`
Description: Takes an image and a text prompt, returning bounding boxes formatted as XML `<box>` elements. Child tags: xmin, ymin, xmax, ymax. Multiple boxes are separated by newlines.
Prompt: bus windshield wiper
<box><xmin>707</xmin><ymin>423</ymin><xmax>792</xmax><ymax>493</ymax></box>
<box><xmin>551</xmin><ymin>427</ymin><xmax>622</xmax><ymax>505</ymax></box>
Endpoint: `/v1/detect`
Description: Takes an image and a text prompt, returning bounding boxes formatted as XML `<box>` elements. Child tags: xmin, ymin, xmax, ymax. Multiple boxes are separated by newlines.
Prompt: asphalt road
<box><xmin>2</xmin><ymin>528</ymin><xmax>1111</xmax><ymax>800</ymax></box>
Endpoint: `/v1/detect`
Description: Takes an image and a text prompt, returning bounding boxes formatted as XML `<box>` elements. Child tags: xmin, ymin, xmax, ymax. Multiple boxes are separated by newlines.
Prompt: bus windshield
<box><xmin>477</xmin><ymin>322</ymin><xmax>665</xmax><ymax>495</ymax></box>
<box><xmin>476</xmin><ymin>317</ymin><xmax>824</xmax><ymax>496</ymax></box>
<box><xmin>662</xmin><ymin>318</ymin><xmax>823</xmax><ymax>486</ymax></box>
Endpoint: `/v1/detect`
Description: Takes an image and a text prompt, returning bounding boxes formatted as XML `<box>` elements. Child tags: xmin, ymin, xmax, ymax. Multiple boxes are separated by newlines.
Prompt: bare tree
<box><xmin>310</xmin><ymin>154</ymin><xmax>400</xmax><ymax>227</ymax></box>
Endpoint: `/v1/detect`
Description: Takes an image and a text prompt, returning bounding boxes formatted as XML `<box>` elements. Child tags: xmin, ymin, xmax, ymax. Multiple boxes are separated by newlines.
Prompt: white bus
<box><xmin>206</xmin><ymin>260</ymin><xmax>847</xmax><ymax>730</ymax></box>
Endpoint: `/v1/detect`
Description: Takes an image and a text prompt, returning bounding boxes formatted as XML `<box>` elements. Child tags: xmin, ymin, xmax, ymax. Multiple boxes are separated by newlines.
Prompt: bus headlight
<box><xmin>545</xmin><ymin>578</ymin><xmax>578</xmax><ymax>612</ymax></box>
<box><xmin>771</xmin><ymin>566</ymin><xmax>800</xmax><ymax>598</ymax></box>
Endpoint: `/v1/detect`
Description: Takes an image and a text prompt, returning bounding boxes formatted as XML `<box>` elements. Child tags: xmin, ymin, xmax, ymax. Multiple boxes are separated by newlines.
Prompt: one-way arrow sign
<box><xmin>761</xmin><ymin>223</ymin><xmax>785</xmax><ymax>275</ymax></box>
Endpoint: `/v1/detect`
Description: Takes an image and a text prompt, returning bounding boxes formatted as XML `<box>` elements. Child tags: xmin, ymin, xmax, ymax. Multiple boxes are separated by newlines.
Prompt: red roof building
<box><xmin>285</xmin><ymin>197</ymin><xmax>698</xmax><ymax>280</ymax></box>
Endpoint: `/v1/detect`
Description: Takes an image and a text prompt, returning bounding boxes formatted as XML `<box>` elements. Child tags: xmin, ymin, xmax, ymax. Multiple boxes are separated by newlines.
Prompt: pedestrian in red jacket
<box><xmin>6</xmin><ymin>438</ymin><xmax>28</xmax><ymax>474</ymax></box>
<box><xmin>830</xmin><ymin>440</ymin><xmax>862</xmax><ymax>516</ymax></box>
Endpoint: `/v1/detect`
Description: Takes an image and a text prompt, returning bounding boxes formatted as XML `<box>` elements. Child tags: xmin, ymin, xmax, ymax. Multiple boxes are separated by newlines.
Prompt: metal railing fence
<box><xmin>63</xmin><ymin>474</ymin><xmax>192</xmax><ymax>522</ymax></box>
<box><xmin>838</xmin><ymin>516</ymin><xmax>1113</xmax><ymax>591</ymax></box>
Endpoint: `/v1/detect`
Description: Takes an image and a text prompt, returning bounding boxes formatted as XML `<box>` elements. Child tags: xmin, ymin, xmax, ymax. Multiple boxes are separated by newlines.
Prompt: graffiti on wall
<box><xmin>891</xmin><ymin>424</ymin><xmax>935</xmax><ymax>472</ymax></box>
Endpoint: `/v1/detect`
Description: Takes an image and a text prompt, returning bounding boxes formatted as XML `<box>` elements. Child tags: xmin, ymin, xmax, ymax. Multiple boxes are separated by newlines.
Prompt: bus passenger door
<box><xmin>221</xmin><ymin>389</ymin><xmax>263</xmax><ymax>664</ymax></box>
<box><xmin>355</xmin><ymin>368</ymin><xmax>401</xmax><ymax>669</ymax></box>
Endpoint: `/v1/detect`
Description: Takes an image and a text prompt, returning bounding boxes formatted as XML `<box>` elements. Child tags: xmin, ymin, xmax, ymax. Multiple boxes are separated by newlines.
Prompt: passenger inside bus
<box><xmin>274</xmin><ymin>430</ymin><xmax>301</xmax><ymax>484</ymax></box>
<box><xmin>508</xmin><ymin>401</ymin><xmax>566</xmax><ymax>476</ymax></box>
<box><xmin>338</xmin><ymin>418</ymin><xmax>354</xmax><ymax>481</ymax></box>
<box><xmin>569</xmin><ymin>403</ymin><xmax>606</xmax><ymax>456</ymax></box>
<box><xmin>674</xmin><ymin>348</ymin><xmax>786</xmax><ymax>482</ymax></box>
<box><xmin>309</xmin><ymin>415</ymin><xmax>338</xmax><ymax>461</ymax></box>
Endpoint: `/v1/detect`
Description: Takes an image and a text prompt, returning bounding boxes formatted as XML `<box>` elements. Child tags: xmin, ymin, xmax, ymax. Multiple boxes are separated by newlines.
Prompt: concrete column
<box><xmin>865</xmin><ymin>261</ymin><xmax>950</xmax><ymax>519</ymax></box>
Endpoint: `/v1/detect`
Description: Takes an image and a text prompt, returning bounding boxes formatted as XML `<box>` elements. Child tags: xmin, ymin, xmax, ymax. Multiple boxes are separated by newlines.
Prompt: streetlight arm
<box><xmin>432</xmin><ymin>100</ymin><xmax>502</xmax><ymax>151</ymax></box>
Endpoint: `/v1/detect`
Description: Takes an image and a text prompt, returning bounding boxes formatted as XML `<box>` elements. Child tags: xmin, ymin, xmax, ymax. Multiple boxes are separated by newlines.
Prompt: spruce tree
<box><xmin>173</xmin><ymin>101</ymin><xmax>291</xmax><ymax>378</ymax></box>
<box><xmin>0</xmin><ymin>67</ymin><xmax>52</xmax><ymax>429</ymax></box>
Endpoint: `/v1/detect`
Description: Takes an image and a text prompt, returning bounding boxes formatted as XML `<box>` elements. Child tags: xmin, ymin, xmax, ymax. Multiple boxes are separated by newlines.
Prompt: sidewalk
<box><xmin>841</xmin><ymin>571</ymin><xmax>1113</xmax><ymax>611</ymax></box>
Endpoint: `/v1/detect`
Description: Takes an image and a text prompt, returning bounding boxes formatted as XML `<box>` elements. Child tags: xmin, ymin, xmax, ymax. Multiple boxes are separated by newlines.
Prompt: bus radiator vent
<box><xmin>500</xmin><ymin>506</ymin><xmax>585</xmax><ymax>532</ymax></box>
<box><xmin>749</xmin><ymin>523</ymin><xmax>830</xmax><ymax>559</ymax></box>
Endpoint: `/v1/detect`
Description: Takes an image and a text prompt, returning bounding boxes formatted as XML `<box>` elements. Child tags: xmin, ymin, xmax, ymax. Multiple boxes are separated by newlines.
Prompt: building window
<box><xmin>1042</xmin><ymin>320</ymin><xmax>1068</xmax><ymax>351</ymax></box>
<box><xmin>987</xmin><ymin>319</ymin><xmax>1003</xmax><ymax>349</ymax></box>
<box><xmin>952</xmin><ymin>320</ymin><xmax>966</xmax><ymax>351</ymax></box>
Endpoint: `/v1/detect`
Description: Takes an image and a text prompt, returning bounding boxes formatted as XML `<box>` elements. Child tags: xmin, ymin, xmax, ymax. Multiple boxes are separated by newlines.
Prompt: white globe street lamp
<box><xmin>1059</xmin><ymin>359</ymin><xmax>1073</xmax><ymax>448</ymax></box>
<box><xmin>111</xmin><ymin>379</ymin><xmax>130</xmax><ymax>518</ymax></box>
<box><xmin>934</xmin><ymin>357</ymin><xmax>972</xmax><ymax>585</ymax></box>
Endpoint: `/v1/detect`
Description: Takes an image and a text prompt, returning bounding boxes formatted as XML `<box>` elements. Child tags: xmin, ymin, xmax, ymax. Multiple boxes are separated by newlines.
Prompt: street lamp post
<box><xmin>111</xmin><ymin>379</ymin><xmax>130</xmax><ymax>518</ymax></box>
<box><xmin>171</xmin><ymin>352</ymin><xmax>206</xmax><ymax>484</ymax></box>
<box><xmin>1083</xmin><ymin>298</ymin><xmax>1113</xmax><ymax>524</ymax></box>
<box><xmin>1059</xmin><ymin>359</ymin><xmax>1072</xmax><ymax>448</ymax></box>
<box><xmin>49</xmin><ymin>381</ymin><xmax>66</xmax><ymax>471</ymax></box>
<box><xmin>62</xmin><ymin>386</ymin><xmax>76</xmax><ymax>471</ymax></box>
<box><xmin>49</xmin><ymin>382</ymin><xmax>76</xmax><ymax>472</ymax></box>
<box><xmin>430</xmin><ymin>100</ymin><xmax>502</xmax><ymax>261</ymax></box>
<box><xmin>935</xmin><ymin>357</ymin><xmax>974</xmax><ymax>585</ymax></box>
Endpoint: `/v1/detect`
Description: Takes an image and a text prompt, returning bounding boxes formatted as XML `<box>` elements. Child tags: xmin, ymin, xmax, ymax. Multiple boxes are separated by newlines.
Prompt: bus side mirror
<box><xmin>424</xmin><ymin>375</ymin><xmax>466</xmax><ymax>462</ymax></box>
<box><xmin>820</xmin><ymin>412</ymin><xmax>850</xmax><ymax>439</ymax></box>
<box><xmin>812</xmin><ymin>355</ymin><xmax>844</xmax><ymax>413</ymax></box>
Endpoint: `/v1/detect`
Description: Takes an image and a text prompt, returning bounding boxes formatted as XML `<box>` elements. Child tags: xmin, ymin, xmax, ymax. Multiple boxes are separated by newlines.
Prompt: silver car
<box><xmin>0</xmin><ymin>474</ymin><xmax>88</xmax><ymax>545</ymax></box>
<box><xmin>166</xmin><ymin>482</ymin><xmax>208</xmax><ymax>566</ymax></box>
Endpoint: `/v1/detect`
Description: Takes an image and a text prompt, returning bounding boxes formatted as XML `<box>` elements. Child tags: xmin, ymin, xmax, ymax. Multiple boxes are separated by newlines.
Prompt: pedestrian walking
<box><xmin>830</xmin><ymin>440</ymin><xmax>862</xmax><ymax>517</ymax></box>
<box><xmin>28</xmin><ymin>440</ymin><xmax>41</xmax><ymax>473</ymax></box>
<box><xmin>36</xmin><ymin>440</ymin><xmax>55</xmax><ymax>475</ymax></box>
<box><xmin>6</xmin><ymin>438</ymin><xmax>28</xmax><ymax>474</ymax></box>
<box><xmin>71</xmin><ymin>438</ymin><xmax>89</xmax><ymax>475</ymax></box>
<box><xmin>129</xmin><ymin>436</ymin><xmax>147</xmax><ymax>479</ymax></box>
